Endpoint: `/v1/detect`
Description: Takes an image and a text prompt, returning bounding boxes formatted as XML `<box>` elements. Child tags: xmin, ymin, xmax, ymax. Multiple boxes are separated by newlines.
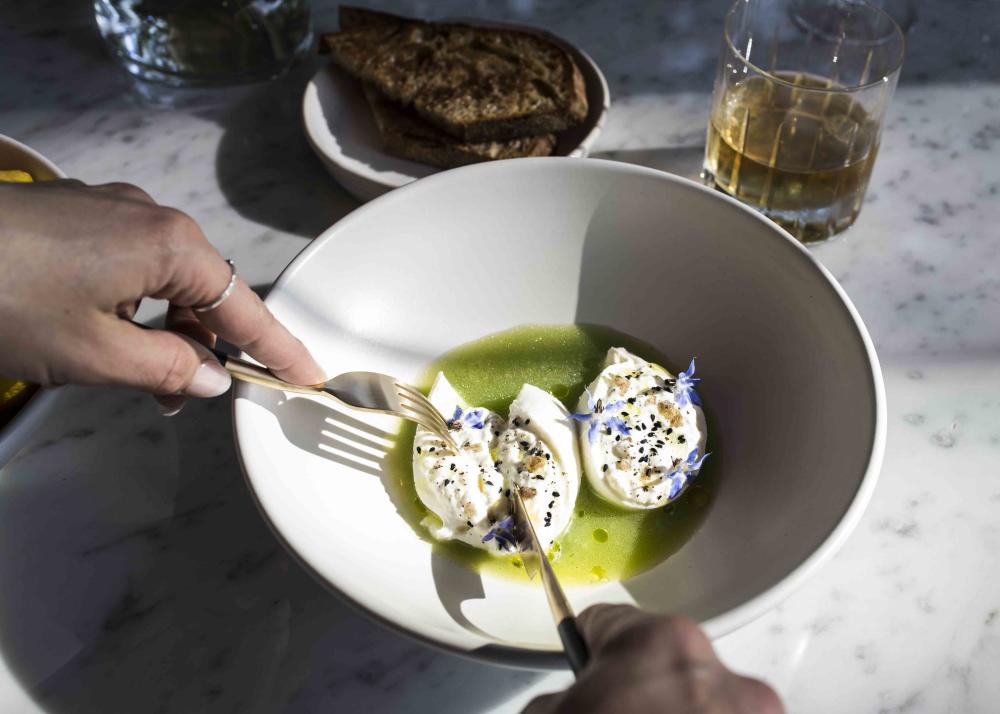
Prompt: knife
<box><xmin>510</xmin><ymin>486</ymin><xmax>590</xmax><ymax>675</ymax></box>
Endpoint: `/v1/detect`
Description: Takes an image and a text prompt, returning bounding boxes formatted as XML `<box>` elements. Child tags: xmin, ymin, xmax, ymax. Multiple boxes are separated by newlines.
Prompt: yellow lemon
<box><xmin>0</xmin><ymin>170</ymin><xmax>33</xmax><ymax>182</ymax></box>
<box><xmin>0</xmin><ymin>378</ymin><xmax>34</xmax><ymax>413</ymax></box>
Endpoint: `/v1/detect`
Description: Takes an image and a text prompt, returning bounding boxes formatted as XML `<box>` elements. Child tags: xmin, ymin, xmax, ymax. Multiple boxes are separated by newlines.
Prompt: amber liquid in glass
<box><xmin>704</xmin><ymin>72</ymin><xmax>880</xmax><ymax>243</ymax></box>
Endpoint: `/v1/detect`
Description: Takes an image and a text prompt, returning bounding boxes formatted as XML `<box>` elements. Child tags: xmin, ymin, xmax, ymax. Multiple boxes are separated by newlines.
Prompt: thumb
<box><xmin>97</xmin><ymin>318</ymin><xmax>232</xmax><ymax>397</ymax></box>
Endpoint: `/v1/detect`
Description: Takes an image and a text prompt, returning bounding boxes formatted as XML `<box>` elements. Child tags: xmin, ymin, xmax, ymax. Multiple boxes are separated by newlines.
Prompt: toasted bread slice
<box><xmin>360</xmin><ymin>82</ymin><xmax>555</xmax><ymax>169</ymax></box>
<box><xmin>320</xmin><ymin>7</ymin><xmax>587</xmax><ymax>143</ymax></box>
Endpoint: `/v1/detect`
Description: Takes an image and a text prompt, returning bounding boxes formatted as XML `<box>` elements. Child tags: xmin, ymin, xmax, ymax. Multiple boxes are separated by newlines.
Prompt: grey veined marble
<box><xmin>1</xmin><ymin>0</ymin><xmax>999</xmax><ymax>712</ymax></box>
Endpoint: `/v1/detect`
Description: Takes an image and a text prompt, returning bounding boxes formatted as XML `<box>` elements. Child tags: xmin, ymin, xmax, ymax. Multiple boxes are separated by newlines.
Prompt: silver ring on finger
<box><xmin>193</xmin><ymin>259</ymin><xmax>238</xmax><ymax>313</ymax></box>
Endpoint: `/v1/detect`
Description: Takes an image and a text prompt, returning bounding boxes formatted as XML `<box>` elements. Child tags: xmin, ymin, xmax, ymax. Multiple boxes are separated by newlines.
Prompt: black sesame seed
<box><xmin>639</xmin><ymin>447</ymin><xmax>645</xmax><ymax>454</ymax></box>
<box><xmin>627</xmin><ymin>397</ymin><xmax>636</xmax><ymax>404</ymax></box>
<box><xmin>429</xmin><ymin>447</ymin><xmax>436</xmax><ymax>452</ymax></box>
<box><xmin>615</xmin><ymin>435</ymin><xmax>621</xmax><ymax>442</ymax></box>
<box><xmin>450</xmin><ymin>463</ymin><xmax>457</xmax><ymax>471</ymax></box>
<box><xmin>602</xmin><ymin>464</ymin><xmax>609</xmax><ymax>472</ymax></box>
<box><xmin>605</xmin><ymin>427</ymin><xmax>612</xmax><ymax>435</ymax></box>
<box><xmin>650</xmin><ymin>415</ymin><xmax>655</xmax><ymax>424</ymax></box>
<box><xmin>466</xmin><ymin>520</ymin><xmax>473</xmax><ymax>528</ymax></box>
<box><xmin>443</xmin><ymin>479</ymin><xmax>451</xmax><ymax>486</ymax></box>
<box><xmin>552</xmin><ymin>491</ymin><xmax>560</xmax><ymax>497</ymax></box>
<box><xmin>416</xmin><ymin>446</ymin><xmax>422</xmax><ymax>454</ymax></box>
<box><xmin>520</xmin><ymin>441</ymin><xmax>530</xmax><ymax>449</ymax></box>
<box><xmin>486</xmin><ymin>480</ymin><xmax>494</xmax><ymax>486</ymax></box>
<box><xmin>678</xmin><ymin>435</ymin><xmax>687</xmax><ymax>443</ymax></box>
<box><xmin>666</xmin><ymin>428</ymin><xmax>673</xmax><ymax>435</ymax></box>
<box><xmin>525</xmin><ymin>419</ymin><xmax>531</xmax><ymax>425</ymax></box>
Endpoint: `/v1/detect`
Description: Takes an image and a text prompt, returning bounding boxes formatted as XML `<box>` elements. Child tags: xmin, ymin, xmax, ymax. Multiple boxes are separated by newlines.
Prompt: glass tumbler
<box><xmin>94</xmin><ymin>0</ymin><xmax>313</xmax><ymax>87</ymax></box>
<box><xmin>702</xmin><ymin>0</ymin><xmax>904</xmax><ymax>243</ymax></box>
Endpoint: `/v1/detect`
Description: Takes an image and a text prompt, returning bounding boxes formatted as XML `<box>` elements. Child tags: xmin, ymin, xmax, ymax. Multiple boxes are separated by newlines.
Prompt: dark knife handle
<box><xmin>557</xmin><ymin>616</ymin><xmax>590</xmax><ymax>675</ymax></box>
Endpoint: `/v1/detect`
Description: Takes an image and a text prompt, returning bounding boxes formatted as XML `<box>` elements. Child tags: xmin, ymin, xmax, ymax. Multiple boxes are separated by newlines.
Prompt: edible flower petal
<box><xmin>448</xmin><ymin>404</ymin><xmax>486</xmax><ymax>430</ymax></box>
<box><xmin>570</xmin><ymin>388</ymin><xmax>632</xmax><ymax>444</ymax></box>
<box><xmin>481</xmin><ymin>515</ymin><xmax>516</xmax><ymax>551</ymax></box>
<box><xmin>674</xmin><ymin>359</ymin><xmax>702</xmax><ymax>408</ymax></box>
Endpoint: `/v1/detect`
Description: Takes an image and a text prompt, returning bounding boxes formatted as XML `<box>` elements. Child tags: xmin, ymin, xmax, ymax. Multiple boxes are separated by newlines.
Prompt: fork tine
<box><xmin>401</xmin><ymin>407</ymin><xmax>459</xmax><ymax>449</ymax></box>
<box><xmin>395</xmin><ymin>385</ymin><xmax>452</xmax><ymax>431</ymax></box>
<box><xmin>392</xmin><ymin>381</ymin><xmax>460</xmax><ymax>450</ymax></box>
<box><xmin>395</xmin><ymin>382</ymin><xmax>450</xmax><ymax>423</ymax></box>
<box><xmin>398</xmin><ymin>396</ymin><xmax>452</xmax><ymax>436</ymax></box>
<box><xmin>396</xmin><ymin>381</ymin><xmax>432</xmax><ymax>404</ymax></box>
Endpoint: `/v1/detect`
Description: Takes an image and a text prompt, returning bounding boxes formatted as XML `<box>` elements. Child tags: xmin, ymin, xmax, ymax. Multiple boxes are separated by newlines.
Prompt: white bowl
<box><xmin>233</xmin><ymin>158</ymin><xmax>885</xmax><ymax>668</ymax></box>
<box><xmin>302</xmin><ymin>22</ymin><xmax>610</xmax><ymax>202</ymax></box>
<box><xmin>0</xmin><ymin>134</ymin><xmax>65</xmax><ymax>468</ymax></box>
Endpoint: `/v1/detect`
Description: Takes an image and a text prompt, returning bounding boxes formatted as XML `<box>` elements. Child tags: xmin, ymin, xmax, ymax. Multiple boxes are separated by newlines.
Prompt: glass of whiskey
<box><xmin>703</xmin><ymin>0</ymin><xmax>904</xmax><ymax>243</ymax></box>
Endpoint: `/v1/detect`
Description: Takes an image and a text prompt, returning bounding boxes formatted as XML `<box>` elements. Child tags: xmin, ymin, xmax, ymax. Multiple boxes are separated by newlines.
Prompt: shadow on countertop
<box><xmin>207</xmin><ymin>59</ymin><xmax>360</xmax><ymax>239</ymax></box>
<box><xmin>3</xmin><ymin>0</ymin><xmax>998</xmax><ymax>118</ymax></box>
<box><xmin>0</xmin><ymin>386</ymin><xmax>544</xmax><ymax>714</ymax></box>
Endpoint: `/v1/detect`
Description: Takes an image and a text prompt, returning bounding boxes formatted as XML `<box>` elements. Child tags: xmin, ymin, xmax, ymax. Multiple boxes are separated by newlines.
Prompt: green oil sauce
<box><xmin>384</xmin><ymin>324</ymin><xmax>717</xmax><ymax>585</ymax></box>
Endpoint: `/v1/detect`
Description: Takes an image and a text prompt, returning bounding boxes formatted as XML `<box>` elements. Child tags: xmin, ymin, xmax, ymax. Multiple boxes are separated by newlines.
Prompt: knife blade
<box><xmin>510</xmin><ymin>486</ymin><xmax>589</xmax><ymax>674</ymax></box>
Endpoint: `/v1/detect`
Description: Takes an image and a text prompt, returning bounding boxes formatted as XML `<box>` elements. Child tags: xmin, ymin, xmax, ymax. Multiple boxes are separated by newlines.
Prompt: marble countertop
<box><xmin>2</xmin><ymin>0</ymin><xmax>999</xmax><ymax>711</ymax></box>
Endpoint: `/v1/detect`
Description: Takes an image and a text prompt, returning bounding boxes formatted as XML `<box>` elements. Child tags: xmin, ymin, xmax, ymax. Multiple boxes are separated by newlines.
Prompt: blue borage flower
<box><xmin>569</xmin><ymin>388</ymin><xmax>631</xmax><ymax>445</ymax></box>
<box><xmin>674</xmin><ymin>359</ymin><xmax>702</xmax><ymax>408</ymax></box>
<box><xmin>449</xmin><ymin>405</ymin><xmax>486</xmax><ymax>430</ymax></box>
<box><xmin>666</xmin><ymin>447</ymin><xmax>710</xmax><ymax>499</ymax></box>
<box><xmin>481</xmin><ymin>515</ymin><xmax>516</xmax><ymax>551</ymax></box>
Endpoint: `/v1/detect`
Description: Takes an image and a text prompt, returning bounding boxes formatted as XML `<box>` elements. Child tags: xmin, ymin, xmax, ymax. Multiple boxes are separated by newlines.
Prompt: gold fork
<box><xmin>222</xmin><ymin>356</ymin><xmax>459</xmax><ymax>449</ymax></box>
<box><xmin>129</xmin><ymin>318</ymin><xmax>458</xmax><ymax>449</ymax></box>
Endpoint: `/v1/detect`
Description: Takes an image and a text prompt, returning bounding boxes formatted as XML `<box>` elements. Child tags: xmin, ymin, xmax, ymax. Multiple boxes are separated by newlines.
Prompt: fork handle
<box><xmin>220</xmin><ymin>353</ymin><xmax>321</xmax><ymax>395</ymax></box>
<box><xmin>131</xmin><ymin>321</ymin><xmax>321</xmax><ymax>396</ymax></box>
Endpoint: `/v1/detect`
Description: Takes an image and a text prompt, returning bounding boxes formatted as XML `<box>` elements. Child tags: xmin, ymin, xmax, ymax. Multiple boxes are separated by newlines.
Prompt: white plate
<box><xmin>302</xmin><ymin>22</ymin><xmax>610</xmax><ymax>202</ymax></box>
<box><xmin>0</xmin><ymin>134</ymin><xmax>66</xmax><ymax>469</ymax></box>
<box><xmin>233</xmin><ymin>158</ymin><xmax>885</xmax><ymax>668</ymax></box>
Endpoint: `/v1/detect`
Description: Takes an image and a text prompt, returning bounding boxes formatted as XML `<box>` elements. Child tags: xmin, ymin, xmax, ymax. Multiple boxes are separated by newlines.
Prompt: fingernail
<box><xmin>158</xmin><ymin>402</ymin><xmax>185</xmax><ymax>417</ymax></box>
<box><xmin>155</xmin><ymin>394</ymin><xmax>186</xmax><ymax>417</ymax></box>
<box><xmin>186</xmin><ymin>360</ymin><xmax>232</xmax><ymax>398</ymax></box>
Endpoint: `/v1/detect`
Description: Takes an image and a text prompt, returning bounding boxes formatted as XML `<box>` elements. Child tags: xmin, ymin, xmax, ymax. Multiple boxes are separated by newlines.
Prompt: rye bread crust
<box><xmin>320</xmin><ymin>7</ymin><xmax>587</xmax><ymax>143</ymax></box>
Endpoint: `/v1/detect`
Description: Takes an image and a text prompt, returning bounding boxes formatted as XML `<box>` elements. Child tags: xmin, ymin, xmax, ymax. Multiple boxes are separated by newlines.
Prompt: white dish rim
<box><xmin>233</xmin><ymin>157</ymin><xmax>887</xmax><ymax>668</ymax></box>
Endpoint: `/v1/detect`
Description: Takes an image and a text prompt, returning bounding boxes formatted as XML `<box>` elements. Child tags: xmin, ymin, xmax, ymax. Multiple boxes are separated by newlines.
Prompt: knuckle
<box><xmin>743</xmin><ymin>679</ymin><xmax>785</xmax><ymax>714</ymax></box>
<box><xmin>101</xmin><ymin>181</ymin><xmax>151</xmax><ymax>202</ymax></box>
<box><xmin>654</xmin><ymin>616</ymin><xmax>711</xmax><ymax>659</ymax></box>
<box><xmin>153</xmin><ymin>345</ymin><xmax>194</xmax><ymax>395</ymax></box>
<box><xmin>150</xmin><ymin>207</ymin><xmax>200</xmax><ymax>256</ymax></box>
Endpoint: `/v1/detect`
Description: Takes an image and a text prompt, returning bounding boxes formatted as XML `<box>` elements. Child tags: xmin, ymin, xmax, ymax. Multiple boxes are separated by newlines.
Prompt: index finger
<box><xmin>194</xmin><ymin>278</ymin><xmax>327</xmax><ymax>385</ymax></box>
<box><xmin>576</xmin><ymin>604</ymin><xmax>652</xmax><ymax>652</ymax></box>
<box><xmin>143</xmin><ymin>206</ymin><xmax>325</xmax><ymax>386</ymax></box>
